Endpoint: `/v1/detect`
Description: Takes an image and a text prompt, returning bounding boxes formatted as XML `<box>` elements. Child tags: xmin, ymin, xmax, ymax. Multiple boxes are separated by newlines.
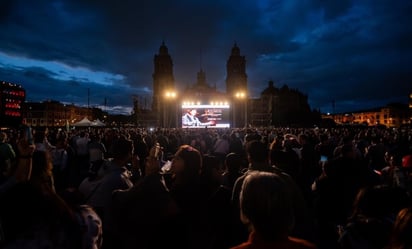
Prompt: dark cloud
<box><xmin>312</xmin><ymin>0</ymin><xmax>353</xmax><ymax>20</ymax></box>
<box><xmin>0</xmin><ymin>0</ymin><xmax>411</xmax><ymax>115</ymax></box>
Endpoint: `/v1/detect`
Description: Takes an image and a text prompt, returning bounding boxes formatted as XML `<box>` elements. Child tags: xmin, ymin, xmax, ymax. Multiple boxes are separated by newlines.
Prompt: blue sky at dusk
<box><xmin>0</xmin><ymin>0</ymin><xmax>411</xmax><ymax>115</ymax></box>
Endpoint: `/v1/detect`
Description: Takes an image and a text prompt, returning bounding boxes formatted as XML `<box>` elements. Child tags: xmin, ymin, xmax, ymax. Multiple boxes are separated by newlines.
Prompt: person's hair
<box><xmin>246</xmin><ymin>140</ymin><xmax>268</xmax><ymax>163</ymax></box>
<box><xmin>225</xmin><ymin>152</ymin><xmax>243</xmax><ymax>173</ymax></box>
<box><xmin>388</xmin><ymin>207</ymin><xmax>412</xmax><ymax>249</ymax></box>
<box><xmin>0</xmin><ymin>132</ymin><xmax>7</xmax><ymax>142</ymax></box>
<box><xmin>240</xmin><ymin>171</ymin><xmax>295</xmax><ymax>241</ymax></box>
<box><xmin>269</xmin><ymin>137</ymin><xmax>283</xmax><ymax>151</ymax></box>
<box><xmin>29</xmin><ymin>150</ymin><xmax>55</xmax><ymax>191</ymax></box>
<box><xmin>174</xmin><ymin>145</ymin><xmax>202</xmax><ymax>181</ymax></box>
<box><xmin>31</xmin><ymin>150</ymin><xmax>53</xmax><ymax>180</ymax></box>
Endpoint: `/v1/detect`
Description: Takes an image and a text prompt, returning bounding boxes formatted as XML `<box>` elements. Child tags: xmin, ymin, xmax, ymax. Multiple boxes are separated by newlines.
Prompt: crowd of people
<box><xmin>1</xmin><ymin>124</ymin><xmax>412</xmax><ymax>249</ymax></box>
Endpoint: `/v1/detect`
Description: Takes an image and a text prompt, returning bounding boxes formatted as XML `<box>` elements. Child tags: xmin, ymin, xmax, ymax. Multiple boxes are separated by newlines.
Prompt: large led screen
<box><xmin>181</xmin><ymin>104</ymin><xmax>230</xmax><ymax>128</ymax></box>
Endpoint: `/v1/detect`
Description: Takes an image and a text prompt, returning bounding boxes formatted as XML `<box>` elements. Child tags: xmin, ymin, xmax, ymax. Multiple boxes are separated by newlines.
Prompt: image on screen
<box><xmin>181</xmin><ymin>104</ymin><xmax>230</xmax><ymax>128</ymax></box>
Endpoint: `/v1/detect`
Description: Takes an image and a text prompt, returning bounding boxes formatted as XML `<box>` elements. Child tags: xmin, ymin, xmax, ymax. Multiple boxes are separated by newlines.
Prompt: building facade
<box><xmin>152</xmin><ymin>41</ymin><xmax>176</xmax><ymax>127</ymax></box>
<box><xmin>226</xmin><ymin>43</ymin><xmax>249</xmax><ymax>128</ymax></box>
<box><xmin>249</xmin><ymin>80</ymin><xmax>318</xmax><ymax>127</ymax></box>
<box><xmin>22</xmin><ymin>100</ymin><xmax>108</xmax><ymax>128</ymax></box>
<box><xmin>0</xmin><ymin>81</ymin><xmax>25</xmax><ymax>127</ymax></box>
<box><xmin>179</xmin><ymin>69</ymin><xmax>230</xmax><ymax>128</ymax></box>
<box><xmin>151</xmin><ymin>42</ymin><xmax>249</xmax><ymax>128</ymax></box>
<box><xmin>409</xmin><ymin>91</ymin><xmax>412</xmax><ymax>110</ymax></box>
<box><xmin>324</xmin><ymin>103</ymin><xmax>411</xmax><ymax>128</ymax></box>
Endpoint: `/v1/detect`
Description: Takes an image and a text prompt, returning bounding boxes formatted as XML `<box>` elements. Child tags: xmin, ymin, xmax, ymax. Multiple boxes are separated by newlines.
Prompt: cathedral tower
<box><xmin>152</xmin><ymin>41</ymin><xmax>175</xmax><ymax>113</ymax></box>
<box><xmin>226</xmin><ymin>43</ymin><xmax>248</xmax><ymax>127</ymax></box>
<box><xmin>225</xmin><ymin>43</ymin><xmax>247</xmax><ymax>95</ymax></box>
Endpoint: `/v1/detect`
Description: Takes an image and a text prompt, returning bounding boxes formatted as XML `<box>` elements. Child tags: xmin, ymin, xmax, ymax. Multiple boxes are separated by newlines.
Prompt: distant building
<box><xmin>324</xmin><ymin>102</ymin><xmax>410</xmax><ymax>128</ymax></box>
<box><xmin>225</xmin><ymin>43</ymin><xmax>248</xmax><ymax>127</ymax></box>
<box><xmin>16</xmin><ymin>43</ymin><xmax>321</xmax><ymax>129</ymax></box>
<box><xmin>152</xmin><ymin>41</ymin><xmax>176</xmax><ymax>127</ymax></box>
<box><xmin>409</xmin><ymin>91</ymin><xmax>412</xmax><ymax>109</ymax></box>
<box><xmin>180</xmin><ymin>69</ymin><xmax>229</xmax><ymax>127</ymax></box>
<box><xmin>131</xmin><ymin>95</ymin><xmax>157</xmax><ymax>127</ymax></box>
<box><xmin>249</xmin><ymin>81</ymin><xmax>319</xmax><ymax>127</ymax></box>
<box><xmin>146</xmin><ymin>42</ymin><xmax>317</xmax><ymax>128</ymax></box>
<box><xmin>0</xmin><ymin>80</ymin><xmax>25</xmax><ymax>127</ymax></box>
<box><xmin>151</xmin><ymin>42</ymin><xmax>249</xmax><ymax>128</ymax></box>
<box><xmin>22</xmin><ymin>100</ymin><xmax>107</xmax><ymax>128</ymax></box>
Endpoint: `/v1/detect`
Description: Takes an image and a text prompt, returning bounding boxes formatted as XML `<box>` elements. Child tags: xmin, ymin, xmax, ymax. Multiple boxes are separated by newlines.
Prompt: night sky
<box><xmin>1</xmin><ymin>0</ymin><xmax>411</xmax><ymax>115</ymax></box>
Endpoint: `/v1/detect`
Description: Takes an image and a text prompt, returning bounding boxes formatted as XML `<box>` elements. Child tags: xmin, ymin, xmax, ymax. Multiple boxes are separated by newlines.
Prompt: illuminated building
<box><xmin>149</xmin><ymin>42</ymin><xmax>320</xmax><ymax>128</ymax></box>
<box><xmin>410</xmin><ymin>92</ymin><xmax>412</xmax><ymax>109</ymax></box>
<box><xmin>22</xmin><ymin>100</ymin><xmax>107</xmax><ymax>128</ymax></box>
<box><xmin>152</xmin><ymin>41</ymin><xmax>175</xmax><ymax>127</ymax></box>
<box><xmin>180</xmin><ymin>69</ymin><xmax>230</xmax><ymax>128</ymax></box>
<box><xmin>324</xmin><ymin>103</ymin><xmax>410</xmax><ymax>128</ymax></box>
<box><xmin>151</xmin><ymin>42</ymin><xmax>248</xmax><ymax>128</ymax></box>
<box><xmin>0</xmin><ymin>80</ymin><xmax>25</xmax><ymax>127</ymax></box>
<box><xmin>226</xmin><ymin>43</ymin><xmax>248</xmax><ymax>127</ymax></box>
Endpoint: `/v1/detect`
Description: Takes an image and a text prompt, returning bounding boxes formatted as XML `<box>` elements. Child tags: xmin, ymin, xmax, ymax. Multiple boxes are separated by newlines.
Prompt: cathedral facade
<box><xmin>152</xmin><ymin>42</ymin><xmax>248</xmax><ymax>128</ymax></box>
<box><xmin>150</xmin><ymin>41</ymin><xmax>318</xmax><ymax>128</ymax></box>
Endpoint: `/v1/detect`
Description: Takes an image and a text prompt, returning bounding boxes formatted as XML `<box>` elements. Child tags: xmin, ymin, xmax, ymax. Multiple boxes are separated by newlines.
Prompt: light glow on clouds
<box><xmin>0</xmin><ymin>52</ymin><xmax>124</xmax><ymax>86</ymax></box>
<box><xmin>95</xmin><ymin>105</ymin><xmax>133</xmax><ymax>115</ymax></box>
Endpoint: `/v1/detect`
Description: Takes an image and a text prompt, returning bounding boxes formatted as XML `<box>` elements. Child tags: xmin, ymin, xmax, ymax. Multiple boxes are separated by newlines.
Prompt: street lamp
<box><xmin>164</xmin><ymin>90</ymin><xmax>177</xmax><ymax>128</ymax></box>
<box><xmin>235</xmin><ymin>90</ymin><xmax>247</xmax><ymax>128</ymax></box>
